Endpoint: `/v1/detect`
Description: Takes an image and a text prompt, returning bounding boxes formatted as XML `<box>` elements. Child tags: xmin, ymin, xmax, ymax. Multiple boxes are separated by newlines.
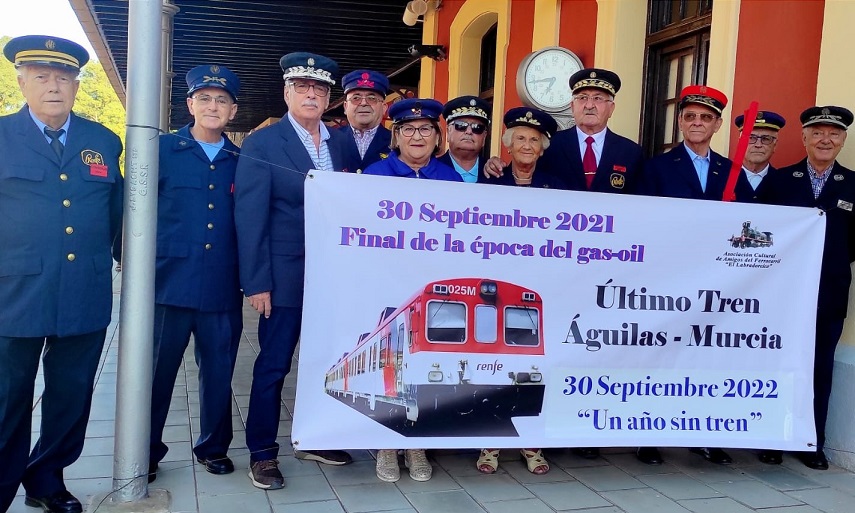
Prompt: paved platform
<box><xmin>8</xmin><ymin>273</ymin><xmax>855</xmax><ymax>513</ymax></box>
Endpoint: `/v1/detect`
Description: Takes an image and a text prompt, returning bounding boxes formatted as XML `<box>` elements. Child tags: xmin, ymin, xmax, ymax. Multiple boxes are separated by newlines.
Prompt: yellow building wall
<box><xmin>819</xmin><ymin>0</ymin><xmax>855</xmax><ymax>347</ymax></box>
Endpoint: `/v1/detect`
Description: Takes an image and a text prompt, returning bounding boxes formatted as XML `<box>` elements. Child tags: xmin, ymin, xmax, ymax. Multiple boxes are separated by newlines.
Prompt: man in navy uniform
<box><xmin>637</xmin><ymin>85</ymin><xmax>733</xmax><ymax>467</ymax></box>
<box><xmin>758</xmin><ymin>106</ymin><xmax>855</xmax><ymax>470</ymax></box>
<box><xmin>440</xmin><ymin>95</ymin><xmax>491</xmax><ymax>182</ymax></box>
<box><xmin>147</xmin><ymin>65</ymin><xmax>243</xmax><ymax>483</ymax></box>
<box><xmin>234</xmin><ymin>52</ymin><xmax>352</xmax><ymax>491</ymax></box>
<box><xmin>484</xmin><ymin>68</ymin><xmax>642</xmax><ymax>194</ymax></box>
<box><xmin>640</xmin><ymin>85</ymin><xmax>732</xmax><ymax>200</ymax></box>
<box><xmin>733</xmin><ymin>111</ymin><xmax>785</xmax><ymax>203</ymax></box>
<box><xmin>340</xmin><ymin>69</ymin><xmax>391</xmax><ymax>172</ymax></box>
<box><xmin>0</xmin><ymin>36</ymin><xmax>122</xmax><ymax>513</ymax></box>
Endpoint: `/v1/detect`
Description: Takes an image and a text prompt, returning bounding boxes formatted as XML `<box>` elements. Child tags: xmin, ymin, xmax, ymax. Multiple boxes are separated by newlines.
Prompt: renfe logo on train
<box><xmin>324</xmin><ymin>278</ymin><xmax>546</xmax><ymax>437</ymax></box>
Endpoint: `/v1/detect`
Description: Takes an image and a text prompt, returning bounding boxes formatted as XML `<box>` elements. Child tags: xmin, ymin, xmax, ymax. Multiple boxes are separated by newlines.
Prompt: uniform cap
<box><xmin>3</xmin><ymin>35</ymin><xmax>89</xmax><ymax>73</ymax></box>
<box><xmin>800</xmin><ymin>106</ymin><xmax>854</xmax><ymax>130</ymax></box>
<box><xmin>280</xmin><ymin>52</ymin><xmax>338</xmax><ymax>85</ymax></box>
<box><xmin>568</xmin><ymin>68</ymin><xmax>621</xmax><ymax>96</ymax></box>
<box><xmin>342</xmin><ymin>69</ymin><xmax>389</xmax><ymax>95</ymax></box>
<box><xmin>503</xmin><ymin>107</ymin><xmax>558</xmax><ymax>138</ymax></box>
<box><xmin>389</xmin><ymin>98</ymin><xmax>444</xmax><ymax>123</ymax></box>
<box><xmin>442</xmin><ymin>95</ymin><xmax>491</xmax><ymax>123</ymax></box>
<box><xmin>186</xmin><ymin>64</ymin><xmax>240</xmax><ymax>101</ymax></box>
<box><xmin>679</xmin><ymin>85</ymin><xmax>728</xmax><ymax>114</ymax></box>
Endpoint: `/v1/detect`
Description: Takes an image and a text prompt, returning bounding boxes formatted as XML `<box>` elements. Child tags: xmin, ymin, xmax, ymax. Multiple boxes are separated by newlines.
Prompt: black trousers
<box><xmin>0</xmin><ymin>329</ymin><xmax>106</xmax><ymax>511</ymax></box>
<box><xmin>813</xmin><ymin>315</ymin><xmax>844</xmax><ymax>451</ymax></box>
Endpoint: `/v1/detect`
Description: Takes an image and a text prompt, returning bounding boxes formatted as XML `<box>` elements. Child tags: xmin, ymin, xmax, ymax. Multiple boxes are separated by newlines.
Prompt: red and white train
<box><xmin>324</xmin><ymin>278</ymin><xmax>546</xmax><ymax>435</ymax></box>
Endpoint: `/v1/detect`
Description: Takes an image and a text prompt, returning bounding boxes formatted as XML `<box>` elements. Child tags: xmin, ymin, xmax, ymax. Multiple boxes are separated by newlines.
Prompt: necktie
<box><xmin>583</xmin><ymin>136</ymin><xmax>596</xmax><ymax>189</ymax></box>
<box><xmin>45</xmin><ymin>127</ymin><xmax>65</xmax><ymax>159</ymax></box>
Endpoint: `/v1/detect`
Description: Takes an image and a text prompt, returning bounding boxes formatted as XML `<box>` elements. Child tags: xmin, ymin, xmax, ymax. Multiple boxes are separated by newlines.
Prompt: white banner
<box><xmin>293</xmin><ymin>171</ymin><xmax>824</xmax><ymax>451</ymax></box>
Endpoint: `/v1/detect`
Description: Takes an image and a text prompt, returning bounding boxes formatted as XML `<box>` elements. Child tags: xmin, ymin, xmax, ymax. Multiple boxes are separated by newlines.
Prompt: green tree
<box><xmin>0</xmin><ymin>36</ymin><xmax>25</xmax><ymax>114</ymax></box>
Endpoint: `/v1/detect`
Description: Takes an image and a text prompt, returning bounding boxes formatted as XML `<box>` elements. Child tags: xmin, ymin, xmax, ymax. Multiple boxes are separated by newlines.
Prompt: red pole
<box><xmin>722</xmin><ymin>100</ymin><xmax>759</xmax><ymax>202</ymax></box>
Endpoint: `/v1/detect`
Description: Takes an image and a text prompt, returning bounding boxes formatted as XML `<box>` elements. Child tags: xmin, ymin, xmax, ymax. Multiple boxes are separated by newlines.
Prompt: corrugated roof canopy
<box><xmin>78</xmin><ymin>0</ymin><xmax>423</xmax><ymax>132</ymax></box>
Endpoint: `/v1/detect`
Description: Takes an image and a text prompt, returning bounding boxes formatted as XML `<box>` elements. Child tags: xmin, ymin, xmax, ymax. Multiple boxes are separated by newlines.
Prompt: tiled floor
<box><xmin>8</xmin><ymin>273</ymin><xmax>855</xmax><ymax>513</ymax></box>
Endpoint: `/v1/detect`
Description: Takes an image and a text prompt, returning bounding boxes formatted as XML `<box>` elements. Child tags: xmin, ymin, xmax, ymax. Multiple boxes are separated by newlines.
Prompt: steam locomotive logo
<box><xmin>728</xmin><ymin>220</ymin><xmax>773</xmax><ymax>249</ymax></box>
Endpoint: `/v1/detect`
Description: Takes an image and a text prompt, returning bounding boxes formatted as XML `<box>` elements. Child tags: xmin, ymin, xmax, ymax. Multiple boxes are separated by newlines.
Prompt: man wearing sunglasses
<box><xmin>440</xmin><ymin>95</ymin><xmax>492</xmax><ymax>182</ymax></box>
<box><xmin>234</xmin><ymin>52</ymin><xmax>353</xmax><ymax>491</ymax></box>
<box><xmin>340</xmin><ymin>69</ymin><xmax>391</xmax><ymax>172</ymax></box>
<box><xmin>640</xmin><ymin>85</ymin><xmax>732</xmax><ymax>201</ymax></box>
<box><xmin>636</xmin><ymin>85</ymin><xmax>734</xmax><ymax>467</ymax></box>
<box><xmin>732</xmin><ymin>111</ymin><xmax>785</xmax><ymax>202</ymax></box>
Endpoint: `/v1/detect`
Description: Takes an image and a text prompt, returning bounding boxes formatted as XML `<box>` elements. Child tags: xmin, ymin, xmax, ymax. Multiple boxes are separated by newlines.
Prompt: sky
<box><xmin>1</xmin><ymin>0</ymin><xmax>97</xmax><ymax>59</ymax></box>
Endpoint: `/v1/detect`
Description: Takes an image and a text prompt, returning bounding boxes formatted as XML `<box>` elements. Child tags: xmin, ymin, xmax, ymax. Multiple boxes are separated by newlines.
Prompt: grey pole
<box><xmin>113</xmin><ymin>0</ymin><xmax>163</xmax><ymax>502</ymax></box>
<box><xmin>160</xmin><ymin>0</ymin><xmax>179</xmax><ymax>131</ymax></box>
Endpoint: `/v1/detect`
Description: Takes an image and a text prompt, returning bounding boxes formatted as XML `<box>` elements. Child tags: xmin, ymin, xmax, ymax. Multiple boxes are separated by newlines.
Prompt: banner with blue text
<box><xmin>293</xmin><ymin>171</ymin><xmax>825</xmax><ymax>451</ymax></box>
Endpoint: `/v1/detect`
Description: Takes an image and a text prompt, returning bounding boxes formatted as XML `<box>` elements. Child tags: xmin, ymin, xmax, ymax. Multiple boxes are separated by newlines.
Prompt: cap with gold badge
<box><xmin>503</xmin><ymin>107</ymin><xmax>558</xmax><ymax>139</ymax></box>
<box><xmin>3</xmin><ymin>35</ymin><xmax>89</xmax><ymax>73</ymax></box>
<box><xmin>735</xmin><ymin>110</ymin><xmax>786</xmax><ymax>131</ymax></box>
<box><xmin>568</xmin><ymin>68</ymin><xmax>622</xmax><ymax>96</ymax></box>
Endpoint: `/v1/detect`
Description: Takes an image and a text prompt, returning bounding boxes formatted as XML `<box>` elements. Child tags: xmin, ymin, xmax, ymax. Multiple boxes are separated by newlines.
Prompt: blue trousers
<box><xmin>0</xmin><ymin>329</ymin><xmax>106</xmax><ymax>511</ymax></box>
<box><xmin>149</xmin><ymin>305</ymin><xmax>242</xmax><ymax>464</ymax></box>
<box><xmin>246</xmin><ymin>307</ymin><xmax>301</xmax><ymax>462</ymax></box>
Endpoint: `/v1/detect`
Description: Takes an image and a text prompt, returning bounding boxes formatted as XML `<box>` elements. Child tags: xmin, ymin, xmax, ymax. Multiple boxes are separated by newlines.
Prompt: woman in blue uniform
<box><xmin>365</xmin><ymin>98</ymin><xmax>458</xmax><ymax>484</ymax></box>
<box><xmin>489</xmin><ymin>107</ymin><xmax>565</xmax><ymax>190</ymax></box>
<box><xmin>363</xmin><ymin>98</ymin><xmax>462</xmax><ymax>182</ymax></box>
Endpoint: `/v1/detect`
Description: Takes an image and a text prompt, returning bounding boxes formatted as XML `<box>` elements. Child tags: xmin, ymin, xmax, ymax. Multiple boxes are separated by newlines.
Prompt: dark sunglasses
<box><xmin>450</xmin><ymin>120</ymin><xmax>487</xmax><ymax>135</ymax></box>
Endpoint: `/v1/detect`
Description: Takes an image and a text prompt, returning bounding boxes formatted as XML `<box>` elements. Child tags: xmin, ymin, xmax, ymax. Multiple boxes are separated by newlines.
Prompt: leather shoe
<box><xmin>797</xmin><ymin>450</ymin><xmax>828</xmax><ymax>470</ymax></box>
<box><xmin>690</xmin><ymin>447</ymin><xmax>732</xmax><ymax>465</ymax></box>
<box><xmin>637</xmin><ymin>447</ymin><xmax>663</xmax><ymax>465</ymax></box>
<box><xmin>572</xmin><ymin>447</ymin><xmax>600</xmax><ymax>459</ymax></box>
<box><xmin>24</xmin><ymin>490</ymin><xmax>82</xmax><ymax>513</ymax></box>
<box><xmin>758</xmin><ymin>450</ymin><xmax>783</xmax><ymax>465</ymax></box>
<box><xmin>198</xmin><ymin>455</ymin><xmax>235</xmax><ymax>474</ymax></box>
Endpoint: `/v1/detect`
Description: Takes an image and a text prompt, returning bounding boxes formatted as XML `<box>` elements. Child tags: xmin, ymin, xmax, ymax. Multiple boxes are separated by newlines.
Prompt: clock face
<box><xmin>522</xmin><ymin>49</ymin><xmax>582</xmax><ymax>111</ymax></box>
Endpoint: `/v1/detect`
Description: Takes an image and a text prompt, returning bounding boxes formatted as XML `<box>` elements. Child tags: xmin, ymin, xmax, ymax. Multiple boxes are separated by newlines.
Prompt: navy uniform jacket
<box><xmin>363</xmin><ymin>152</ymin><xmax>463</xmax><ymax>181</ymax></box>
<box><xmin>759</xmin><ymin>159</ymin><xmax>855</xmax><ymax>318</ymax></box>
<box><xmin>234</xmin><ymin>118</ymin><xmax>349</xmax><ymax>307</ymax></box>
<box><xmin>340</xmin><ymin>125</ymin><xmax>392</xmax><ymax>172</ymax></box>
<box><xmin>0</xmin><ymin>107</ymin><xmax>123</xmax><ymax>337</ymax></box>
<box><xmin>734</xmin><ymin>166</ymin><xmax>776</xmax><ymax>203</ymax></box>
<box><xmin>437</xmin><ymin>152</ymin><xmax>487</xmax><ymax>182</ymax></box>
<box><xmin>491</xmin><ymin>164</ymin><xmax>568</xmax><ymax>189</ymax></box>
<box><xmin>156</xmin><ymin>124</ymin><xmax>242</xmax><ymax>312</ymax></box>
<box><xmin>640</xmin><ymin>142</ymin><xmax>731</xmax><ymax>200</ymax></box>
<box><xmin>539</xmin><ymin>126</ymin><xmax>642</xmax><ymax>194</ymax></box>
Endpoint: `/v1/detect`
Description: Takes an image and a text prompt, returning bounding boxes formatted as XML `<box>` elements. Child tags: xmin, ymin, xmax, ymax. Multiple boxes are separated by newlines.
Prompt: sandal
<box><xmin>375</xmin><ymin>449</ymin><xmax>400</xmax><ymax>482</ymax></box>
<box><xmin>404</xmin><ymin>449</ymin><xmax>432</xmax><ymax>482</ymax></box>
<box><xmin>476</xmin><ymin>449</ymin><xmax>500</xmax><ymax>474</ymax></box>
<box><xmin>520</xmin><ymin>448</ymin><xmax>550</xmax><ymax>474</ymax></box>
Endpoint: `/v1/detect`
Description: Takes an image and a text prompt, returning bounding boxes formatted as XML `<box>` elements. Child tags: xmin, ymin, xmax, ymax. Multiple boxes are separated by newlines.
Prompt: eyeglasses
<box><xmin>397</xmin><ymin>124</ymin><xmax>436</xmax><ymax>137</ymax></box>
<box><xmin>450</xmin><ymin>120</ymin><xmax>487</xmax><ymax>135</ymax></box>
<box><xmin>682</xmin><ymin>111</ymin><xmax>717</xmax><ymax>123</ymax></box>
<box><xmin>289</xmin><ymin>81</ymin><xmax>330</xmax><ymax>97</ymax></box>
<box><xmin>347</xmin><ymin>94</ymin><xmax>382</xmax><ymax>105</ymax></box>
<box><xmin>192</xmin><ymin>94</ymin><xmax>232</xmax><ymax>106</ymax></box>
<box><xmin>748</xmin><ymin>134</ymin><xmax>777</xmax><ymax>146</ymax></box>
<box><xmin>573</xmin><ymin>94</ymin><xmax>612</xmax><ymax>105</ymax></box>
